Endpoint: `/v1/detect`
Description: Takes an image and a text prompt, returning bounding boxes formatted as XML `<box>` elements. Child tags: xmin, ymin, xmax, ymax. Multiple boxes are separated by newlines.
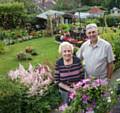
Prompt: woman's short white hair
<box><xmin>58</xmin><ymin>41</ymin><xmax>74</xmax><ymax>54</ymax></box>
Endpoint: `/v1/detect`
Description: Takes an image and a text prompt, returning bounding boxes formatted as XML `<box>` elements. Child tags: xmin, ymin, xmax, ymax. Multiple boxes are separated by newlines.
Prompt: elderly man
<box><xmin>76</xmin><ymin>23</ymin><xmax>115</xmax><ymax>79</ymax></box>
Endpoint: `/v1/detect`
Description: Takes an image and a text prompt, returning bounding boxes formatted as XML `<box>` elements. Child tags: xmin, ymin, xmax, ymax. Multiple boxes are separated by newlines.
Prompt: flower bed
<box><xmin>0</xmin><ymin>64</ymin><xmax>61</xmax><ymax>113</ymax></box>
<box><xmin>63</xmin><ymin>78</ymin><xmax>117</xmax><ymax>113</ymax></box>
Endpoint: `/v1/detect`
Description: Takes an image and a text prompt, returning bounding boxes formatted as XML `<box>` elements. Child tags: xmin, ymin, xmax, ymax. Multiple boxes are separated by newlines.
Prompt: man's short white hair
<box><xmin>86</xmin><ymin>23</ymin><xmax>98</xmax><ymax>31</ymax></box>
<box><xmin>58</xmin><ymin>41</ymin><xmax>74</xmax><ymax>54</ymax></box>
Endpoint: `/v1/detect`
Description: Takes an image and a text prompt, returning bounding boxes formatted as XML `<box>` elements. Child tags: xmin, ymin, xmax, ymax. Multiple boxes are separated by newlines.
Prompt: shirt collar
<box><xmin>88</xmin><ymin>37</ymin><xmax>101</xmax><ymax>48</ymax></box>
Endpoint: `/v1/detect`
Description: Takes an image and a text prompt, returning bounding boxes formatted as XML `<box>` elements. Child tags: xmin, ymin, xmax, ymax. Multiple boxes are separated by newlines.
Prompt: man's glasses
<box><xmin>87</xmin><ymin>31</ymin><xmax>96</xmax><ymax>34</ymax></box>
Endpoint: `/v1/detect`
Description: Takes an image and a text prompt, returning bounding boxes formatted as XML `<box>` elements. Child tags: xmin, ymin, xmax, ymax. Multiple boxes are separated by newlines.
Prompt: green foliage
<box><xmin>106</xmin><ymin>16</ymin><xmax>120</xmax><ymax>27</ymax></box>
<box><xmin>112</xmin><ymin>37</ymin><xmax>120</xmax><ymax>69</ymax></box>
<box><xmin>14</xmin><ymin>0</ymin><xmax>37</xmax><ymax>14</ymax></box>
<box><xmin>54</xmin><ymin>0</ymin><xmax>80</xmax><ymax>10</ymax></box>
<box><xmin>0</xmin><ymin>75</ymin><xmax>61</xmax><ymax>113</ymax></box>
<box><xmin>98</xmin><ymin>15</ymin><xmax>120</xmax><ymax>27</ymax></box>
<box><xmin>23</xmin><ymin>14</ymin><xmax>38</xmax><ymax>24</ymax></box>
<box><xmin>0</xmin><ymin>2</ymin><xmax>25</xmax><ymax>13</ymax></box>
<box><xmin>0</xmin><ymin>32</ymin><xmax>8</xmax><ymax>40</ymax></box>
<box><xmin>76</xmin><ymin>5</ymin><xmax>91</xmax><ymax>12</ymax></box>
<box><xmin>20</xmin><ymin>84</ymin><xmax>61</xmax><ymax>113</ymax></box>
<box><xmin>0</xmin><ymin>2</ymin><xmax>26</xmax><ymax>29</ymax></box>
<box><xmin>0</xmin><ymin>76</ymin><xmax>25</xmax><ymax>113</ymax></box>
<box><xmin>64</xmin><ymin>79</ymin><xmax>117</xmax><ymax>113</ymax></box>
<box><xmin>81</xmin><ymin>0</ymin><xmax>99</xmax><ymax>6</ymax></box>
<box><xmin>0</xmin><ymin>41</ymin><xmax>5</xmax><ymax>54</ymax></box>
<box><xmin>0</xmin><ymin>0</ymin><xmax>37</xmax><ymax>14</ymax></box>
<box><xmin>101</xmin><ymin>29</ymin><xmax>120</xmax><ymax>69</ymax></box>
<box><xmin>58</xmin><ymin>24</ymin><xmax>70</xmax><ymax>32</ymax></box>
<box><xmin>84</xmin><ymin>18</ymin><xmax>100</xmax><ymax>26</ymax></box>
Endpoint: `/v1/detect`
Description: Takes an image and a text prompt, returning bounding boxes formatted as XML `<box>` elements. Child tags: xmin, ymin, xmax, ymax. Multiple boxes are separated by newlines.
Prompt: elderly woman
<box><xmin>54</xmin><ymin>42</ymin><xmax>84</xmax><ymax>110</ymax></box>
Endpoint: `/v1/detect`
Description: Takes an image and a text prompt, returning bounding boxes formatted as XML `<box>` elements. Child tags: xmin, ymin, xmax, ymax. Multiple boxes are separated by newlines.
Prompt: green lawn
<box><xmin>0</xmin><ymin>37</ymin><xmax>59</xmax><ymax>75</ymax></box>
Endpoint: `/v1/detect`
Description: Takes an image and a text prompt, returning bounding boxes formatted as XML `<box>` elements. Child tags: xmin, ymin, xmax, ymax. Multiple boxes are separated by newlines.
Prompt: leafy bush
<box><xmin>101</xmin><ymin>30</ymin><xmax>120</xmax><ymax>69</ymax></box>
<box><xmin>7</xmin><ymin>64</ymin><xmax>61</xmax><ymax>113</ymax></box>
<box><xmin>98</xmin><ymin>15</ymin><xmax>120</xmax><ymax>27</ymax></box>
<box><xmin>0</xmin><ymin>2</ymin><xmax>25</xmax><ymax>29</ymax></box>
<box><xmin>85</xmin><ymin>18</ymin><xmax>100</xmax><ymax>26</ymax></box>
<box><xmin>17</xmin><ymin>51</ymin><xmax>32</xmax><ymax>60</ymax></box>
<box><xmin>112</xmin><ymin>37</ymin><xmax>120</xmax><ymax>69</ymax></box>
<box><xmin>20</xmin><ymin>84</ymin><xmax>61</xmax><ymax>113</ymax></box>
<box><xmin>58</xmin><ymin>24</ymin><xmax>70</xmax><ymax>32</ymax></box>
<box><xmin>0</xmin><ymin>32</ymin><xmax>8</xmax><ymax>40</ymax></box>
<box><xmin>0</xmin><ymin>76</ymin><xmax>25</xmax><ymax>113</ymax></box>
<box><xmin>0</xmin><ymin>76</ymin><xmax>61</xmax><ymax>113</ymax></box>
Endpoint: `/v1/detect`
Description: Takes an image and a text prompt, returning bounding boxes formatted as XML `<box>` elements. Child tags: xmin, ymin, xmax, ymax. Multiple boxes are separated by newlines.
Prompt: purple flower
<box><xmin>74</xmin><ymin>81</ymin><xmax>83</xmax><ymax>89</ymax></box>
<box><xmin>82</xmin><ymin>95</ymin><xmax>89</xmax><ymax>103</ymax></box>
<box><xmin>86</xmin><ymin>107</ymin><xmax>94</xmax><ymax>113</ymax></box>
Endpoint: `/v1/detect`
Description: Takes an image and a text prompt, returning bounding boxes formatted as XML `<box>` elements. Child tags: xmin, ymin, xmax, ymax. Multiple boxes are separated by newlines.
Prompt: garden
<box><xmin>1</xmin><ymin>27</ymin><xmax>120</xmax><ymax>113</ymax></box>
<box><xmin>1</xmin><ymin>1</ymin><xmax>120</xmax><ymax>113</ymax></box>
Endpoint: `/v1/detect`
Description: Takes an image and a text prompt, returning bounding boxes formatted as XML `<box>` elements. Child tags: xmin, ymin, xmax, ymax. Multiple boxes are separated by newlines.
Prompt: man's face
<box><xmin>86</xmin><ymin>28</ymin><xmax>98</xmax><ymax>42</ymax></box>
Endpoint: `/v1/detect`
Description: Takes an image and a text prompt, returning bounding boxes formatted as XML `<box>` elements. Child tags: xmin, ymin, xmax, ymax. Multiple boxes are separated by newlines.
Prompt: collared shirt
<box><xmin>76</xmin><ymin>37</ymin><xmax>115</xmax><ymax>78</ymax></box>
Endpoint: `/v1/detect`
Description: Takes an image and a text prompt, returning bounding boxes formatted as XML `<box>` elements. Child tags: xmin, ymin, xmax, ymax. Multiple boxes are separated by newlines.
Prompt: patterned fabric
<box><xmin>54</xmin><ymin>56</ymin><xmax>84</xmax><ymax>85</ymax></box>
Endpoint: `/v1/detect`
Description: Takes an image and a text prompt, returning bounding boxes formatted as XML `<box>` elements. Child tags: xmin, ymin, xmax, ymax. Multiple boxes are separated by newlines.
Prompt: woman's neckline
<box><xmin>64</xmin><ymin>58</ymin><xmax>73</xmax><ymax>66</ymax></box>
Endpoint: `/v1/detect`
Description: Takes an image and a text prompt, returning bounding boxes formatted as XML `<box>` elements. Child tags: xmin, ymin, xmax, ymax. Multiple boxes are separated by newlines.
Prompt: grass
<box><xmin>0</xmin><ymin>37</ymin><xmax>59</xmax><ymax>75</ymax></box>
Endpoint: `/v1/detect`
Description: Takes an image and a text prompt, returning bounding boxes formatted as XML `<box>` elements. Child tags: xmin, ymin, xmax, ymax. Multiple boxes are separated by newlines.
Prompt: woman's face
<box><xmin>61</xmin><ymin>45</ymin><xmax>73</xmax><ymax>61</ymax></box>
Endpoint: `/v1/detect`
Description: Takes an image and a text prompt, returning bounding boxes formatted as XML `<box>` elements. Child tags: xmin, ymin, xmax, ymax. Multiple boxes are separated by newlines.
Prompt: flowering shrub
<box><xmin>63</xmin><ymin>78</ymin><xmax>117</xmax><ymax>113</ymax></box>
<box><xmin>8</xmin><ymin>63</ymin><xmax>53</xmax><ymax>96</ymax></box>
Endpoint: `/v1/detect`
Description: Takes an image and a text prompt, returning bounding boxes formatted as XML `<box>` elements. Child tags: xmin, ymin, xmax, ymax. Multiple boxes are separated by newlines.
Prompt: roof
<box><xmin>74</xmin><ymin>12</ymin><xmax>90</xmax><ymax>19</ymax></box>
<box><xmin>36</xmin><ymin>10</ymin><xmax>65</xmax><ymax>19</ymax></box>
<box><xmin>89</xmin><ymin>6</ymin><xmax>104</xmax><ymax>14</ymax></box>
<box><xmin>111</xmin><ymin>7</ymin><xmax>120</xmax><ymax>11</ymax></box>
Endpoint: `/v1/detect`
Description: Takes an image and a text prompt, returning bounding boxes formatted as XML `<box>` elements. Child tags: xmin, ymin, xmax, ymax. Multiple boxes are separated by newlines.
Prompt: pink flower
<box><xmin>69</xmin><ymin>92</ymin><xmax>76</xmax><ymax>99</ymax></box>
<box><xmin>8</xmin><ymin>64</ymin><xmax>53</xmax><ymax>96</ymax></box>
<box><xmin>59</xmin><ymin>103</ymin><xmax>68</xmax><ymax>111</ymax></box>
<box><xmin>83</xmin><ymin>84</ymin><xmax>90</xmax><ymax>89</ymax></box>
<box><xmin>82</xmin><ymin>78</ymin><xmax>91</xmax><ymax>84</ymax></box>
<box><xmin>74</xmin><ymin>81</ymin><xmax>83</xmax><ymax>89</ymax></box>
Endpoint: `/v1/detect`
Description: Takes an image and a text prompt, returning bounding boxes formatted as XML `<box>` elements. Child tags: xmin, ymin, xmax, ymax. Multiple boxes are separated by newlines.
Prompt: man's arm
<box><xmin>107</xmin><ymin>62</ymin><xmax>114</xmax><ymax>79</ymax></box>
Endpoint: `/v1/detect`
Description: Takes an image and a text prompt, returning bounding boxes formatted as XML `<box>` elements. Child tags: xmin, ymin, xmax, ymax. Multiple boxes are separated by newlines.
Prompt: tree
<box><xmin>54</xmin><ymin>0</ymin><xmax>79</xmax><ymax>10</ymax></box>
<box><xmin>14</xmin><ymin>0</ymin><xmax>37</xmax><ymax>13</ymax></box>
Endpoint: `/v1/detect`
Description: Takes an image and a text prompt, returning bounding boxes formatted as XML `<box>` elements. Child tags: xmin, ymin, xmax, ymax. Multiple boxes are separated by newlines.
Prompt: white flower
<box><xmin>107</xmin><ymin>97</ymin><xmax>111</xmax><ymax>103</ymax></box>
<box><xmin>116</xmin><ymin>78</ymin><xmax>120</xmax><ymax>82</ymax></box>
